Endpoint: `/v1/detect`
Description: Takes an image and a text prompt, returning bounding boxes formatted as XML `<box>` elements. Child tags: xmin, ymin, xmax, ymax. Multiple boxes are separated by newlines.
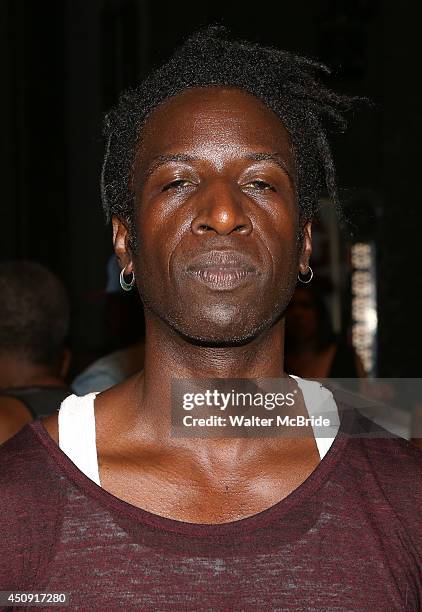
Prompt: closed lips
<box><xmin>186</xmin><ymin>251</ymin><xmax>258</xmax><ymax>289</ymax></box>
<box><xmin>186</xmin><ymin>250</ymin><xmax>257</xmax><ymax>273</ymax></box>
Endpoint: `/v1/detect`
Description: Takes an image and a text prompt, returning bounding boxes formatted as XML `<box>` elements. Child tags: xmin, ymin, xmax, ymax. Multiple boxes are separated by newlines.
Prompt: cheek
<box><xmin>253</xmin><ymin>187</ymin><xmax>298</xmax><ymax>238</ymax></box>
<box><xmin>133</xmin><ymin>213</ymin><xmax>164</xmax><ymax>278</ymax></box>
<box><xmin>134</xmin><ymin>208</ymin><xmax>188</xmax><ymax>284</ymax></box>
<box><xmin>263</xmin><ymin>216</ymin><xmax>301</xmax><ymax>277</ymax></box>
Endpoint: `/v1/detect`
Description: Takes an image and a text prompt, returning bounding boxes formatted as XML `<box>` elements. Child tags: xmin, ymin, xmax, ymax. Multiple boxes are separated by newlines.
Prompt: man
<box><xmin>0</xmin><ymin>28</ymin><xmax>421</xmax><ymax>610</ymax></box>
<box><xmin>0</xmin><ymin>261</ymin><xmax>72</xmax><ymax>444</ymax></box>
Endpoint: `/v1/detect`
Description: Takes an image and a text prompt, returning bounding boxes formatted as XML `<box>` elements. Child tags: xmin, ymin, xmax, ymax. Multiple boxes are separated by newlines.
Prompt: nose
<box><xmin>191</xmin><ymin>180</ymin><xmax>253</xmax><ymax>236</ymax></box>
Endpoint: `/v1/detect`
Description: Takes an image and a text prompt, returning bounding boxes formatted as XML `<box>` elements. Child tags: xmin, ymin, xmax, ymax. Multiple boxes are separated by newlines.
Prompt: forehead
<box><xmin>137</xmin><ymin>86</ymin><xmax>293</xmax><ymax>165</ymax></box>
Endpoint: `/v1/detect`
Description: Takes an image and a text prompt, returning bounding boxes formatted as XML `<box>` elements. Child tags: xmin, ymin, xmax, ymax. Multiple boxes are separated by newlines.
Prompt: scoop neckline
<box><xmin>30</xmin><ymin>405</ymin><xmax>351</xmax><ymax>539</ymax></box>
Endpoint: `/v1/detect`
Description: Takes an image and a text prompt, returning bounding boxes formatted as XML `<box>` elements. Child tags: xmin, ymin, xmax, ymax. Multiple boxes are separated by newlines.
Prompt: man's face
<box><xmin>114</xmin><ymin>87</ymin><xmax>311</xmax><ymax>345</ymax></box>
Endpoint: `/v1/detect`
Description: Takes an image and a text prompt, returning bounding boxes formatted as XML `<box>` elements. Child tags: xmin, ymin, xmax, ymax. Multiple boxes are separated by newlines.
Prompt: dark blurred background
<box><xmin>1</xmin><ymin>0</ymin><xmax>420</xmax><ymax>377</ymax></box>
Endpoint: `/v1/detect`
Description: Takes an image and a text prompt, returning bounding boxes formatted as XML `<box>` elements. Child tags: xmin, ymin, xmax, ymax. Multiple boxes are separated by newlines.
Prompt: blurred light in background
<box><xmin>351</xmin><ymin>242</ymin><xmax>378</xmax><ymax>376</ymax></box>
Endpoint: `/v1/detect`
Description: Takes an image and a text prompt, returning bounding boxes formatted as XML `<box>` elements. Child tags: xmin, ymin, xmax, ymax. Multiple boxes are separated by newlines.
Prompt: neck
<box><xmin>0</xmin><ymin>355</ymin><xmax>63</xmax><ymax>389</ymax></box>
<box><xmin>126</xmin><ymin>312</ymin><xmax>292</xmax><ymax>433</ymax></box>
<box><xmin>104</xmin><ymin>313</ymin><xmax>313</xmax><ymax>468</ymax></box>
<box><xmin>145</xmin><ymin>311</ymin><xmax>285</xmax><ymax>377</ymax></box>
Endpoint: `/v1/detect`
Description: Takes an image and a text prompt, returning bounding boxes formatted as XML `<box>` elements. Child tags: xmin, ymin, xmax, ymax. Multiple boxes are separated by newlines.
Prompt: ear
<box><xmin>112</xmin><ymin>215</ymin><xmax>134</xmax><ymax>274</ymax></box>
<box><xmin>298</xmin><ymin>220</ymin><xmax>312</xmax><ymax>275</ymax></box>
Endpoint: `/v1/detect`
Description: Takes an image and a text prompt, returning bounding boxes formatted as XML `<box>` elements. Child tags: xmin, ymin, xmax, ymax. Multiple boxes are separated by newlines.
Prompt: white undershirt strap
<box><xmin>58</xmin><ymin>392</ymin><xmax>101</xmax><ymax>486</ymax></box>
<box><xmin>290</xmin><ymin>376</ymin><xmax>340</xmax><ymax>460</ymax></box>
<box><xmin>57</xmin><ymin>378</ymin><xmax>340</xmax><ymax>487</ymax></box>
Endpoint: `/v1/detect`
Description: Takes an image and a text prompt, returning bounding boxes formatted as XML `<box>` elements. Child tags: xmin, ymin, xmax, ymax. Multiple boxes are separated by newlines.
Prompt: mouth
<box><xmin>185</xmin><ymin>251</ymin><xmax>258</xmax><ymax>291</ymax></box>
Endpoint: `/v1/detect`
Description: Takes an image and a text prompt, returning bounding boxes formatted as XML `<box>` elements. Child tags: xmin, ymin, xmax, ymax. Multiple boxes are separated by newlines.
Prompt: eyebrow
<box><xmin>143</xmin><ymin>152</ymin><xmax>293</xmax><ymax>181</ymax></box>
<box><xmin>244</xmin><ymin>153</ymin><xmax>293</xmax><ymax>181</ymax></box>
<box><xmin>144</xmin><ymin>154</ymin><xmax>195</xmax><ymax>178</ymax></box>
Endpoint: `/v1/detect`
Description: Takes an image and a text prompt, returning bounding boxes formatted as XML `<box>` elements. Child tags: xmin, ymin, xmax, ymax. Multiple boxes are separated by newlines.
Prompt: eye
<box><xmin>162</xmin><ymin>179</ymin><xmax>194</xmax><ymax>192</ymax></box>
<box><xmin>244</xmin><ymin>180</ymin><xmax>276</xmax><ymax>192</ymax></box>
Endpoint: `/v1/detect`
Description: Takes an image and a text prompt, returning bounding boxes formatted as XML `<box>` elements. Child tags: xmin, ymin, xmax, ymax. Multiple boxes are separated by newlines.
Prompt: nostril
<box><xmin>191</xmin><ymin>210</ymin><xmax>252</xmax><ymax>236</ymax></box>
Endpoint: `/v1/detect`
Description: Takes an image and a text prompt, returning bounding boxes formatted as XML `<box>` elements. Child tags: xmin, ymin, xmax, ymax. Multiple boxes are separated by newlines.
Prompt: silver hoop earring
<box><xmin>120</xmin><ymin>267</ymin><xmax>136</xmax><ymax>291</ymax></box>
<box><xmin>298</xmin><ymin>265</ymin><xmax>313</xmax><ymax>284</ymax></box>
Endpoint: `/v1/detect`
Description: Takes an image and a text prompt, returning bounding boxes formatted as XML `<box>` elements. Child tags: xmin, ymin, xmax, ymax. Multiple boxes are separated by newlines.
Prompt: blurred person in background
<box><xmin>285</xmin><ymin>285</ymin><xmax>366</xmax><ymax>378</ymax></box>
<box><xmin>0</xmin><ymin>261</ymin><xmax>72</xmax><ymax>443</ymax></box>
<box><xmin>72</xmin><ymin>254</ymin><xmax>145</xmax><ymax>394</ymax></box>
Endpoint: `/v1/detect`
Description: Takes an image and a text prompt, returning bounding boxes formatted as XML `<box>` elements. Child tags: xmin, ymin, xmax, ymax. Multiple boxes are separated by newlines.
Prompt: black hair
<box><xmin>0</xmin><ymin>261</ymin><xmax>70</xmax><ymax>367</ymax></box>
<box><xmin>101</xmin><ymin>25</ymin><xmax>355</xmax><ymax>233</ymax></box>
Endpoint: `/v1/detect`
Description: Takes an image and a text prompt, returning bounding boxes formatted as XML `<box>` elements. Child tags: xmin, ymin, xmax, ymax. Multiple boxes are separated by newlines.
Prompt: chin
<box><xmin>169</xmin><ymin>306</ymin><xmax>281</xmax><ymax>348</ymax></box>
<box><xmin>177</xmin><ymin>329</ymin><xmax>260</xmax><ymax>348</ymax></box>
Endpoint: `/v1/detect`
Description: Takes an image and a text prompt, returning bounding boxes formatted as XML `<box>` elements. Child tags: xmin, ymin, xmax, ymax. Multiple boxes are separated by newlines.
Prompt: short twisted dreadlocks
<box><xmin>101</xmin><ymin>26</ymin><xmax>354</xmax><ymax>231</ymax></box>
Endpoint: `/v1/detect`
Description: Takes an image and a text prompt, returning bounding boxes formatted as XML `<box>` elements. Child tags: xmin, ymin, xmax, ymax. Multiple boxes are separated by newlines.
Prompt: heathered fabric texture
<box><xmin>0</xmin><ymin>409</ymin><xmax>421</xmax><ymax>611</ymax></box>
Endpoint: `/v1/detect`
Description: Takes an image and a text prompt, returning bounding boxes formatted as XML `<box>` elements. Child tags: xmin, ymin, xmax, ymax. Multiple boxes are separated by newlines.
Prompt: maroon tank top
<box><xmin>0</xmin><ymin>407</ymin><xmax>421</xmax><ymax>611</ymax></box>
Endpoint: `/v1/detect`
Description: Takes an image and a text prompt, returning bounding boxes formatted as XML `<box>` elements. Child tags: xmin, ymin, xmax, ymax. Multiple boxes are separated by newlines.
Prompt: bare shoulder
<box><xmin>40</xmin><ymin>374</ymin><xmax>141</xmax><ymax>449</ymax></box>
<box><xmin>0</xmin><ymin>396</ymin><xmax>33</xmax><ymax>444</ymax></box>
